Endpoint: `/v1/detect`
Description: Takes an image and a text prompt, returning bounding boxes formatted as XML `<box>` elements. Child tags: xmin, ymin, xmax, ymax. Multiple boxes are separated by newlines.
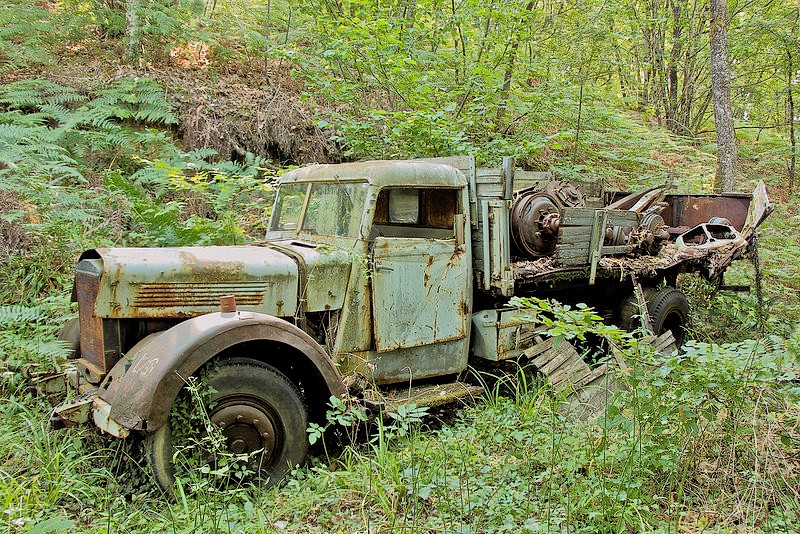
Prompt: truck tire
<box><xmin>647</xmin><ymin>287</ymin><xmax>689</xmax><ymax>346</ymax></box>
<box><xmin>146</xmin><ymin>357</ymin><xmax>308</xmax><ymax>495</ymax></box>
<box><xmin>619</xmin><ymin>287</ymin><xmax>689</xmax><ymax>346</ymax></box>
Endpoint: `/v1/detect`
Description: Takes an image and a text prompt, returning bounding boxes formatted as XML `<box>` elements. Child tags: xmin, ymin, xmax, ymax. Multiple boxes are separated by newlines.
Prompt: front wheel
<box><xmin>146</xmin><ymin>357</ymin><xmax>308</xmax><ymax>495</ymax></box>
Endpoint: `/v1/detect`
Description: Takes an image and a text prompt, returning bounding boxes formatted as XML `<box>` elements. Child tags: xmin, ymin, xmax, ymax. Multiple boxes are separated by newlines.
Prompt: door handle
<box><xmin>375</xmin><ymin>264</ymin><xmax>394</xmax><ymax>272</ymax></box>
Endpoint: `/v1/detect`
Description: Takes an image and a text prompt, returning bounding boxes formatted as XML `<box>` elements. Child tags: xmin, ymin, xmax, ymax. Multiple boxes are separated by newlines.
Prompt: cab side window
<box><xmin>373</xmin><ymin>188</ymin><xmax>459</xmax><ymax>239</ymax></box>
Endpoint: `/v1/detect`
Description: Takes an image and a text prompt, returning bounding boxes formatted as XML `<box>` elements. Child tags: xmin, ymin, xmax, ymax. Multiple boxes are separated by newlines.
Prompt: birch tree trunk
<box><xmin>710</xmin><ymin>0</ymin><xmax>737</xmax><ymax>193</ymax></box>
<box><xmin>788</xmin><ymin>49</ymin><xmax>796</xmax><ymax>195</ymax></box>
<box><xmin>125</xmin><ymin>0</ymin><xmax>143</xmax><ymax>63</ymax></box>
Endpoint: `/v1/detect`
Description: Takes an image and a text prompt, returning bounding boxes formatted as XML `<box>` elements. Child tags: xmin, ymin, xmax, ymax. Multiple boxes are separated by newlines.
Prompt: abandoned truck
<box><xmin>48</xmin><ymin>156</ymin><xmax>770</xmax><ymax>492</ymax></box>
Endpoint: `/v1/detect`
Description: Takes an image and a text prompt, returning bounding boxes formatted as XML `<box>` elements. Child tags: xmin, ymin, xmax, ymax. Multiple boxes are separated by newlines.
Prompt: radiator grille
<box><xmin>132</xmin><ymin>281</ymin><xmax>267</xmax><ymax>308</ymax></box>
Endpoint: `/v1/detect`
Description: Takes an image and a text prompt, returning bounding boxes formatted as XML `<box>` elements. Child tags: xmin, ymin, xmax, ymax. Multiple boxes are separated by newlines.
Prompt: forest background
<box><xmin>0</xmin><ymin>0</ymin><xmax>799</xmax><ymax>532</ymax></box>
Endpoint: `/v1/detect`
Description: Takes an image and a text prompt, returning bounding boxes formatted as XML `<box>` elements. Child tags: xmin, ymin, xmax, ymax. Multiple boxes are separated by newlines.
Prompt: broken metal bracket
<box><xmin>51</xmin><ymin>397</ymin><xmax>93</xmax><ymax>429</ymax></box>
<box><xmin>92</xmin><ymin>398</ymin><xmax>130</xmax><ymax>438</ymax></box>
<box><xmin>630</xmin><ymin>273</ymin><xmax>652</xmax><ymax>333</ymax></box>
<box><xmin>588</xmin><ymin>210</ymin><xmax>608</xmax><ymax>285</ymax></box>
<box><xmin>719</xmin><ymin>284</ymin><xmax>751</xmax><ymax>292</ymax></box>
<box><xmin>30</xmin><ymin>372</ymin><xmax>69</xmax><ymax>396</ymax></box>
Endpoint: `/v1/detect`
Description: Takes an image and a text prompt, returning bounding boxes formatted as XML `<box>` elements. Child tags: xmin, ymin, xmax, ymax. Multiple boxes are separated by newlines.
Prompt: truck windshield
<box><xmin>270</xmin><ymin>182</ymin><xmax>368</xmax><ymax>237</ymax></box>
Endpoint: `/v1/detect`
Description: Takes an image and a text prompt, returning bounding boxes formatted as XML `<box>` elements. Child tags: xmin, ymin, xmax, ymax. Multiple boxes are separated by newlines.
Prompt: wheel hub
<box><xmin>211</xmin><ymin>403</ymin><xmax>277</xmax><ymax>461</ymax></box>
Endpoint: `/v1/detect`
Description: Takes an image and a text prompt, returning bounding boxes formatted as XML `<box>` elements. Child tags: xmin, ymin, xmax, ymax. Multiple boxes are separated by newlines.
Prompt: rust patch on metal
<box><xmin>75</xmin><ymin>262</ymin><xmax>108</xmax><ymax>379</ymax></box>
<box><xmin>664</xmin><ymin>195</ymin><xmax>750</xmax><ymax>231</ymax></box>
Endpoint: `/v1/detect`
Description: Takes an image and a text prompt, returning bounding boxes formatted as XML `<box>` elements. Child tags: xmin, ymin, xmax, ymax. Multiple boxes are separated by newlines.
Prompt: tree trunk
<box><xmin>400</xmin><ymin>0</ymin><xmax>416</xmax><ymax>29</ymax></box>
<box><xmin>789</xmin><ymin>49</ymin><xmax>796</xmax><ymax>195</ymax></box>
<box><xmin>495</xmin><ymin>1</ymin><xmax>535</xmax><ymax>128</ymax></box>
<box><xmin>666</xmin><ymin>0</ymin><xmax>681</xmax><ymax>133</ymax></box>
<box><xmin>710</xmin><ymin>0</ymin><xmax>737</xmax><ymax>193</ymax></box>
<box><xmin>125</xmin><ymin>0</ymin><xmax>142</xmax><ymax>63</ymax></box>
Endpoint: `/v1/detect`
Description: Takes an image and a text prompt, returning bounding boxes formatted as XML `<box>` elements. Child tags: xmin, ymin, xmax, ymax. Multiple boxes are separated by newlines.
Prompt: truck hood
<box><xmin>80</xmin><ymin>243</ymin><xmax>351</xmax><ymax>319</ymax></box>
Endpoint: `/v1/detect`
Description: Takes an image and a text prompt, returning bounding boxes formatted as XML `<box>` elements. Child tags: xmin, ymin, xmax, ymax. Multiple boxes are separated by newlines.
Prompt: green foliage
<box><xmin>323</xmin><ymin>105</ymin><xmax>476</xmax><ymax>160</ymax></box>
<box><xmin>105</xmin><ymin>149</ymin><xmax>273</xmax><ymax>247</ymax></box>
<box><xmin>168</xmin><ymin>374</ymin><xmax>257</xmax><ymax>498</ymax></box>
<box><xmin>510</xmin><ymin>296</ymin><xmax>625</xmax><ymax>345</ymax></box>
<box><xmin>0</xmin><ymin>299</ymin><xmax>73</xmax><ymax>392</ymax></box>
<box><xmin>306</xmin><ymin>395</ymin><xmax>368</xmax><ymax>448</ymax></box>
<box><xmin>0</xmin><ymin>398</ymin><xmax>113</xmax><ymax>532</ymax></box>
<box><xmin>0</xmin><ymin>1</ymin><xmax>57</xmax><ymax>72</ymax></box>
<box><xmin>0</xmin><ymin>77</ymin><xmax>176</xmax><ymax>185</ymax></box>
<box><xmin>2</xmin><ymin>302</ymin><xmax>797</xmax><ymax>533</ymax></box>
<box><xmin>0</xmin><ymin>77</ymin><xmax>274</xmax><ymax>303</ymax></box>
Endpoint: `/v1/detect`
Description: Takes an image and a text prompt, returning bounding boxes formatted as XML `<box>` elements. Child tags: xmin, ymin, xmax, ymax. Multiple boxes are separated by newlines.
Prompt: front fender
<box><xmin>96</xmin><ymin>311</ymin><xmax>346</xmax><ymax>434</ymax></box>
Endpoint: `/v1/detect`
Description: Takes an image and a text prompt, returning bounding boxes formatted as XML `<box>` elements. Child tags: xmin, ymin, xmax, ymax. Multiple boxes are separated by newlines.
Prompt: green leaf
<box><xmin>28</xmin><ymin>518</ymin><xmax>74</xmax><ymax>534</ymax></box>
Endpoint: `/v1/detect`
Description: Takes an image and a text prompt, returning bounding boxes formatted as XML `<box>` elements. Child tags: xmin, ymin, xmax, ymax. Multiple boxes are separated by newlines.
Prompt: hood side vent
<box><xmin>132</xmin><ymin>281</ymin><xmax>267</xmax><ymax>308</ymax></box>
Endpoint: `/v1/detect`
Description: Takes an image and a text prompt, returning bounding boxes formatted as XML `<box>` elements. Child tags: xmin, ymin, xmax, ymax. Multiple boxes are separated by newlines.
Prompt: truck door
<box><xmin>370</xmin><ymin>188</ymin><xmax>471</xmax><ymax>352</ymax></box>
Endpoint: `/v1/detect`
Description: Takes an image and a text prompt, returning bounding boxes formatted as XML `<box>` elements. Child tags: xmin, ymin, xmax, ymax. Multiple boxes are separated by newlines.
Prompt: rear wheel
<box><xmin>146</xmin><ymin>357</ymin><xmax>308</xmax><ymax>495</ymax></box>
<box><xmin>647</xmin><ymin>287</ymin><xmax>689</xmax><ymax>346</ymax></box>
<box><xmin>619</xmin><ymin>287</ymin><xmax>689</xmax><ymax>346</ymax></box>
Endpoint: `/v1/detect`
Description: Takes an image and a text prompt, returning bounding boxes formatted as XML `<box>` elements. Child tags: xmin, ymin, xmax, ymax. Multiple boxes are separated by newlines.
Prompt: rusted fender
<box><xmin>95</xmin><ymin>311</ymin><xmax>346</xmax><ymax>435</ymax></box>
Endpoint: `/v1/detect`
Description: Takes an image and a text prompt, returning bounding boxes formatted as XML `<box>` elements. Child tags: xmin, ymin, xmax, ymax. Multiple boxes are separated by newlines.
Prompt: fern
<box><xmin>37</xmin><ymin>104</ymin><xmax>76</xmax><ymax>124</ymax></box>
<box><xmin>0</xmin><ymin>305</ymin><xmax>45</xmax><ymax>326</ymax></box>
<box><xmin>91</xmin><ymin>78</ymin><xmax>177</xmax><ymax>126</ymax></box>
<box><xmin>0</xmin><ymin>1</ymin><xmax>56</xmax><ymax>72</ymax></box>
<box><xmin>0</xmin><ymin>337</ymin><xmax>72</xmax><ymax>365</ymax></box>
<box><xmin>0</xmin><ymin>77</ymin><xmax>182</xmax><ymax>186</ymax></box>
<box><xmin>0</xmin><ymin>80</ymin><xmax>85</xmax><ymax>109</ymax></box>
<box><xmin>0</xmin><ymin>123</ymin><xmax>36</xmax><ymax>142</ymax></box>
<box><xmin>184</xmin><ymin>148</ymin><xmax>221</xmax><ymax>161</ymax></box>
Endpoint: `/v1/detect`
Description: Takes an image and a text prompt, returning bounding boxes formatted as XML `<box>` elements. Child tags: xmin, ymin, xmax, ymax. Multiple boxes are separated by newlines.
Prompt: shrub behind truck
<box><xmin>43</xmin><ymin>155</ymin><xmax>770</xmax><ymax>493</ymax></box>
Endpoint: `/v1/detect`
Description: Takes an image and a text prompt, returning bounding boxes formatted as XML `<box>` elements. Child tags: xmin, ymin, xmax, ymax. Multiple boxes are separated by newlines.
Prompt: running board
<box><xmin>363</xmin><ymin>381</ymin><xmax>484</xmax><ymax>414</ymax></box>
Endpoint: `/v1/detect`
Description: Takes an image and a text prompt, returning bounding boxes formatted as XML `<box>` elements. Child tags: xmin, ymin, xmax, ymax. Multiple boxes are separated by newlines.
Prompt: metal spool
<box><xmin>510</xmin><ymin>182</ymin><xmax>585</xmax><ymax>257</ymax></box>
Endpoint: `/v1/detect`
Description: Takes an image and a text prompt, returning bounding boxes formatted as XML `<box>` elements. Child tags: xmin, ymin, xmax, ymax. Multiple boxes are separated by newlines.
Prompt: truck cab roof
<box><xmin>279</xmin><ymin>160</ymin><xmax>467</xmax><ymax>188</ymax></box>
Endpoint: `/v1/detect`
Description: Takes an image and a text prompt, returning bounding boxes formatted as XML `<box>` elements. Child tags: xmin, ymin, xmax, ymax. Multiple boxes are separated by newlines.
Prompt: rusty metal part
<box><xmin>57</xmin><ymin>318</ymin><xmax>81</xmax><ymax>360</ymax></box>
<box><xmin>741</xmin><ymin>181</ymin><xmax>772</xmax><ymax>238</ymax></box>
<box><xmin>75</xmin><ymin>257</ymin><xmax>110</xmax><ymax>381</ymax></box>
<box><xmin>663</xmin><ymin>193</ymin><xmax>751</xmax><ymax>231</ymax></box>
<box><xmin>51</xmin><ymin>397</ymin><xmax>93</xmax><ymax>427</ymax></box>
<box><xmin>628</xmin><ymin>188</ymin><xmax>666</xmax><ymax>214</ymax></box>
<box><xmin>641</xmin><ymin>212</ymin><xmax>669</xmax><ymax>240</ymax></box>
<box><xmin>211</xmin><ymin>401</ymin><xmax>276</xmax><ymax>461</ymax></box>
<box><xmin>708</xmin><ymin>217</ymin><xmax>731</xmax><ymax>226</ymax></box>
<box><xmin>548</xmin><ymin>182</ymin><xmax>585</xmax><ymax>208</ymax></box>
<box><xmin>633</xmin><ymin>212</ymin><xmax>669</xmax><ymax>255</ymax></box>
<box><xmin>511</xmin><ymin>194</ymin><xmax>561</xmax><ymax>256</ymax></box>
<box><xmin>92</xmin><ymin>397</ymin><xmax>130</xmax><ymax>438</ymax></box>
<box><xmin>606</xmin><ymin>185</ymin><xmax>663</xmax><ymax>211</ymax></box>
<box><xmin>219</xmin><ymin>294</ymin><xmax>237</xmax><ymax>313</ymax></box>
<box><xmin>675</xmin><ymin>222</ymin><xmax>744</xmax><ymax>252</ymax></box>
<box><xmin>361</xmin><ymin>380</ymin><xmax>484</xmax><ymax>414</ymax></box>
<box><xmin>31</xmin><ymin>373</ymin><xmax>69</xmax><ymax>396</ymax></box>
<box><xmin>96</xmin><ymin>311</ymin><xmax>346</xmax><ymax>433</ymax></box>
<box><xmin>370</xmin><ymin>234</ymin><xmax>471</xmax><ymax>370</ymax></box>
<box><xmin>85</xmin><ymin>246</ymin><xmax>299</xmax><ymax>319</ymax></box>
<box><xmin>511</xmin><ymin>181</ymin><xmax>586</xmax><ymax>257</ymax></box>
<box><xmin>605</xmin><ymin>224</ymin><xmax>632</xmax><ymax>246</ymax></box>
